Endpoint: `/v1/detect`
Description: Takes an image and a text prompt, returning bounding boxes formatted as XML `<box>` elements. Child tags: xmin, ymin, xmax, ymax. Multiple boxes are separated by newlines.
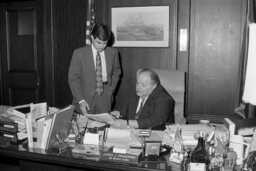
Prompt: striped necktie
<box><xmin>95</xmin><ymin>52</ymin><xmax>103</xmax><ymax>95</ymax></box>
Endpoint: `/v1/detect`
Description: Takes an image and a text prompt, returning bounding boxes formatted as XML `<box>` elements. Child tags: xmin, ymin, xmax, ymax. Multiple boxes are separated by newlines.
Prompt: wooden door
<box><xmin>0</xmin><ymin>1</ymin><xmax>44</xmax><ymax>106</ymax></box>
<box><xmin>187</xmin><ymin>0</ymin><xmax>247</xmax><ymax>118</ymax></box>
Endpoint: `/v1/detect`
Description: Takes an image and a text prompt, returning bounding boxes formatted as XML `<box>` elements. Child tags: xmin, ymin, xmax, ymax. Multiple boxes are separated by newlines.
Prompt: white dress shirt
<box><xmin>136</xmin><ymin>97</ymin><xmax>148</xmax><ymax>113</ymax></box>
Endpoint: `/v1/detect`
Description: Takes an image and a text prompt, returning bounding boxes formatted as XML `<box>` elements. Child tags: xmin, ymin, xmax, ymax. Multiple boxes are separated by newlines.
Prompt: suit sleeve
<box><xmin>137</xmin><ymin>98</ymin><xmax>175</xmax><ymax>129</ymax></box>
<box><xmin>68</xmin><ymin>49</ymin><xmax>84</xmax><ymax>103</ymax></box>
<box><xmin>110</xmin><ymin>49</ymin><xmax>121</xmax><ymax>92</ymax></box>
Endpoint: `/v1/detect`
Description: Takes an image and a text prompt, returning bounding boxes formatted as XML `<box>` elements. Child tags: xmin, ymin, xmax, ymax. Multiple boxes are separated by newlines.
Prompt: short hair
<box><xmin>137</xmin><ymin>68</ymin><xmax>160</xmax><ymax>85</ymax></box>
<box><xmin>91</xmin><ymin>23</ymin><xmax>111</xmax><ymax>41</ymax></box>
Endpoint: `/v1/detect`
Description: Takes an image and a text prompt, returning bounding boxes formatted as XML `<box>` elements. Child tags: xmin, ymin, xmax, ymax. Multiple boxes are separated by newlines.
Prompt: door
<box><xmin>0</xmin><ymin>1</ymin><xmax>44</xmax><ymax>106</ymax></box>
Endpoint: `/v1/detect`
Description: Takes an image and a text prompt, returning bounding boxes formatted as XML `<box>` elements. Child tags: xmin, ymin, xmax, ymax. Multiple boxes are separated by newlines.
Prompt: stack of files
<box><xmin>0</xmin><ymin>103</ymin><xmax>48</xmax><ymax>145</ymax></box>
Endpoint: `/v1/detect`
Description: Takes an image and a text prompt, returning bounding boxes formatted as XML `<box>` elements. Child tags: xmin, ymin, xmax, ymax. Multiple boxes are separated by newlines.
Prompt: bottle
<box><xmin>190</xmin><ymin>136</ymin><xmax>209</xmax><ymax>164</ymax></box>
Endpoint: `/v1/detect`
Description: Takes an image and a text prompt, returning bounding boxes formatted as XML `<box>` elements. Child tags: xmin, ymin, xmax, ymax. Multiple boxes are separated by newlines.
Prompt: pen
<box><xmin>83</xmin><ymin>121</ymin><xmax>89</xmax><ymax>135</ymax></box>
<box><xmin>110</xmin><ymin>113</ymin><xmax>118</xmax><ymax>120</ymax></box>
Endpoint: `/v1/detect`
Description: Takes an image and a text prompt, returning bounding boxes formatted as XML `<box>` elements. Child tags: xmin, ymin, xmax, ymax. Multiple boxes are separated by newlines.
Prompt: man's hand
<box><xmin>109</xmin><ymin>119</ymin><xmax>127</xmax><ymax>129</ymax></box>
<box><xmin>79</xmin><ymin>100</ymin><xmax>90</xmax><ymax>114</ymax></box>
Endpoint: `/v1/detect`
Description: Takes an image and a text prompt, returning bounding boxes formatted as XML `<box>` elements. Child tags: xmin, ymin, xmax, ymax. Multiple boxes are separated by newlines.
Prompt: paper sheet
<box><xmin>85</xmin><ymin>113</ymin><xmax>116</xmax><ymax>123</ymax></box>
<box><xmin>105</xmin><ymin>128</ymin><xmax>140</xmax><ymax>149</ymax></box>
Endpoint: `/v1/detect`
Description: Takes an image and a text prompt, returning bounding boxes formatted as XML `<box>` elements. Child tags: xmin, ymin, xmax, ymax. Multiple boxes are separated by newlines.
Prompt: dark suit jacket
<box><xmin>68</xmin><ymin>46</ymin><xmax>121</xmax><ymax>109</ymax></box>
<box><xmin>123</xmin><ymin>84</ymin><xmax>175</xmax><ymax>130</ymax></box>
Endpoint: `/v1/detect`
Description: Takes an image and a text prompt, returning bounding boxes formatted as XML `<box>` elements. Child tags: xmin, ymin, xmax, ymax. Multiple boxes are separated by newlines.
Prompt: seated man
<box><xmin>110</xmin><ymin>68</ymin><xmax>175</xmax><ymax>130</ymax></box>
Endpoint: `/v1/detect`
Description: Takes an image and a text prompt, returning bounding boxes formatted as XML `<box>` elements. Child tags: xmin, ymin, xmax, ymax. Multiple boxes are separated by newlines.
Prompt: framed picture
<box><xmin>111</xmin><ymin>6</ymin><xmax>169</xmax><ymax>47</ymax></box>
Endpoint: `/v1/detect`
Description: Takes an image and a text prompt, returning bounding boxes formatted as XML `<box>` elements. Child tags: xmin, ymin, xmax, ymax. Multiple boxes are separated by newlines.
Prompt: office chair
<box><xmin>153</xmin><ymin>69</ymin><xmax>186</xmax><ymax>124</ymax></box>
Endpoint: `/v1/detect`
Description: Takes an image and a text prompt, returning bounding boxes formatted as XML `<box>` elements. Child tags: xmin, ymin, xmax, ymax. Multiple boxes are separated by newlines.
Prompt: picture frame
<box><xmin>111</xmin><ymin>6</ymin><xmax>169</xmax><ymax>47</ymax></box>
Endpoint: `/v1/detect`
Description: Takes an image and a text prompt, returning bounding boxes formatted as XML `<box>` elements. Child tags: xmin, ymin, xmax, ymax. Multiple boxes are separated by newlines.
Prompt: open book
<box><xmin>85</xmin><ymin>113</ymin><xmax>116</xmax><ymax>123</ymax></box>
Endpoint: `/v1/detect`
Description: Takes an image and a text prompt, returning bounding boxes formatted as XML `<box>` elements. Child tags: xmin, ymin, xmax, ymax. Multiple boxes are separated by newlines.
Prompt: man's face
<box><xmin>91</xmin><ymin>36</ymin><xmax>108</xmax><ymax>52</ymax></box>
<box><xmin>136</xmin><ymin>72</ymin><xmax>156</xmax><ymax>99</ymax></box>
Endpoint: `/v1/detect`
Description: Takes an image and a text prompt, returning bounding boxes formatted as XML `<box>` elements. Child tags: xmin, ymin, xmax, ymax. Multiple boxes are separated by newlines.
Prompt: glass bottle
<box><xmin>190</xmin><ymin>137</ymin><xmax>209</xmax><ymax>164</ymax></box>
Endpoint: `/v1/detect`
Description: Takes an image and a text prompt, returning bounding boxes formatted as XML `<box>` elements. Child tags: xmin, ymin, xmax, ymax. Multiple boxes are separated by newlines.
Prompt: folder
<box><xmin>40</xmin><ymin>105</ymin><xmax>75</xmax><ymax>150</ymax></box>
<box><xmin>45</xmin><ymin>105</ymin><xmax>74</xmax><ymax>150</ymax></box>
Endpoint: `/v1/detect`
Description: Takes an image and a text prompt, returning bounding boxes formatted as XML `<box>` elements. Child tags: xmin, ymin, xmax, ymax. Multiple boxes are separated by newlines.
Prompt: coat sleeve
<box><xmin>68</xmin><ymin>49</ymin><xmax>84</xmax><ymax>103</ymax></box>
<box><xmin>110</xmin><ymin>49</ymin><xmax>121</xmax><ymax>92</ymax></box>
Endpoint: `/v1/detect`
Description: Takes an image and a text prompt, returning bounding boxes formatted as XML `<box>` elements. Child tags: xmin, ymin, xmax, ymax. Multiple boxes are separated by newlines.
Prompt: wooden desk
<box><xmin>0</xmin><ymin>144</ymin><xmax>170</xmax><ymax>171</ymax></box>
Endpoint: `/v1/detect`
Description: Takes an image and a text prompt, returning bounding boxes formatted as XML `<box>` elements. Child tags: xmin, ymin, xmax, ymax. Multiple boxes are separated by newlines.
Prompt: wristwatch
<box><xmin>126</xmin><ymin>119</ymin><xmax>130</xmax><ymax>129</ymax></box>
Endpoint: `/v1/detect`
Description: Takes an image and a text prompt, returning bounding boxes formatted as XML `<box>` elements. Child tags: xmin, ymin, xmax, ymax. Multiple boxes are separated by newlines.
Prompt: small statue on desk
<box><xmin>169</xmin><ymin>125</ymin><xmax>185</xmax><ymax>164</ymax></box>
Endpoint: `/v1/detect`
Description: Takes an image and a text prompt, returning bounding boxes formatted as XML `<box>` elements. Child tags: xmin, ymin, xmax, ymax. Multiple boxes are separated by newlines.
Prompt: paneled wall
<box><xmin>40</xmin><ymin>0</ymin><xmax>247</xmax><ymax>119</ymax></box>
<box><xmin>43</xmin><ymin>0</ymin><xmax>87</xmax><ymax>107</ymax></box>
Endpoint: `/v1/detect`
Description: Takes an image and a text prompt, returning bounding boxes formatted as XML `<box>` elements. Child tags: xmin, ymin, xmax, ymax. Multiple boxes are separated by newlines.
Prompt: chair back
<box><xmin>153</xmin><ymin>69</ymin><xmax>186</xmax><ymax>124</ymax></box>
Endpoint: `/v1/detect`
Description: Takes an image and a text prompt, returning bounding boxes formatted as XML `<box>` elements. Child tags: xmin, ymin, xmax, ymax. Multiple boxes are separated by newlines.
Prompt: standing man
<box><xmin>109</xmin><ymin>68</ymin><xmax>174</xmax><ymax>130</ymax></box>
<box><xmin>68</xmin><ymin>23</ymin><xmax>121</xmax><ymax>114</ymax></box>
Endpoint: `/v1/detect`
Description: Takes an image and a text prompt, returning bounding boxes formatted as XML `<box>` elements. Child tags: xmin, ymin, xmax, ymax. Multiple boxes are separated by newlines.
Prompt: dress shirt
<box><xmin>136</xmin><ymin>97</ymin><xmax>148</xmax><ymax>113</ymax></box>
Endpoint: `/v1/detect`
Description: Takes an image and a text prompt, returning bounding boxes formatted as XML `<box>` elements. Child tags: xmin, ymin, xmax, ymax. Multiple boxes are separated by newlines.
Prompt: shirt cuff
<box><xmin>78</xmin><ymin>99</ymin><xmax>85</xmax><ymax>104</ymax></box>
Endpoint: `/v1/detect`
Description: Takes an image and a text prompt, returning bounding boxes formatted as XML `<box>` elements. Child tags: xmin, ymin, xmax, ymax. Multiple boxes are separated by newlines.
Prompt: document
<box><xmin>105</xmin><ymin>128</ymin><xmax>141</xmax><ymax>150</ymax></box>
<box><xmin>105</xmin><ymin>128</ymin><xmax>131</xmax><ymax>150</ymax></box>
<box><xmin>85</xmin><ymin>113</ymin><xmax>116</xmax><ymax>123</ymax></box>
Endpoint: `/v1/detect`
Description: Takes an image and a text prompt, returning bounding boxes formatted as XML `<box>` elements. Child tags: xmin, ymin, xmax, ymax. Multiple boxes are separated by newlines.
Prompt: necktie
<box><xmin>135</xmin><ymin>99</ymin><xmax>144</xmax><ymax>119</ymax></box>
<box><xmin>95</xmin><ymin>52</ymin><xmax>103</xmax><ymax>95</ymax></box>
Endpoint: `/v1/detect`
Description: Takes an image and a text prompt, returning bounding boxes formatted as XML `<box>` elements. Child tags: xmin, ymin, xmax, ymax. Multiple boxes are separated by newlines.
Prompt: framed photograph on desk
<box><xmin>111</xmin><ymin>6</ymin><xmax>169</xmax><ymax>47</ymax></box>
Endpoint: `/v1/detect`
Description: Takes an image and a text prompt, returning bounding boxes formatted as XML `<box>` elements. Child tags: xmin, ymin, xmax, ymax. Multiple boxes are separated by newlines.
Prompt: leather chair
<box><xmin>153</xmin><ymin>69</ymin><xmax>186</xmax><ymax>124</ymax></box>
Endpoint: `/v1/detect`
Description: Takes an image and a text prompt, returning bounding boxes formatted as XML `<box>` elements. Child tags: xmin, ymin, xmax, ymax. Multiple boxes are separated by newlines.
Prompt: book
<box><xmin>40</xmin><ymin>115</ymin><xmax>54</xmax><ymax>149</ymax></box>
<box><xmin>25</xmin><ymin>113</ymin><xmax>34</xmax><ymax>148</ymax></box>
<box><xmin>36</xmin><ymin>117</ymin><xmax>45</xmax><ymax>148</ymax></box>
